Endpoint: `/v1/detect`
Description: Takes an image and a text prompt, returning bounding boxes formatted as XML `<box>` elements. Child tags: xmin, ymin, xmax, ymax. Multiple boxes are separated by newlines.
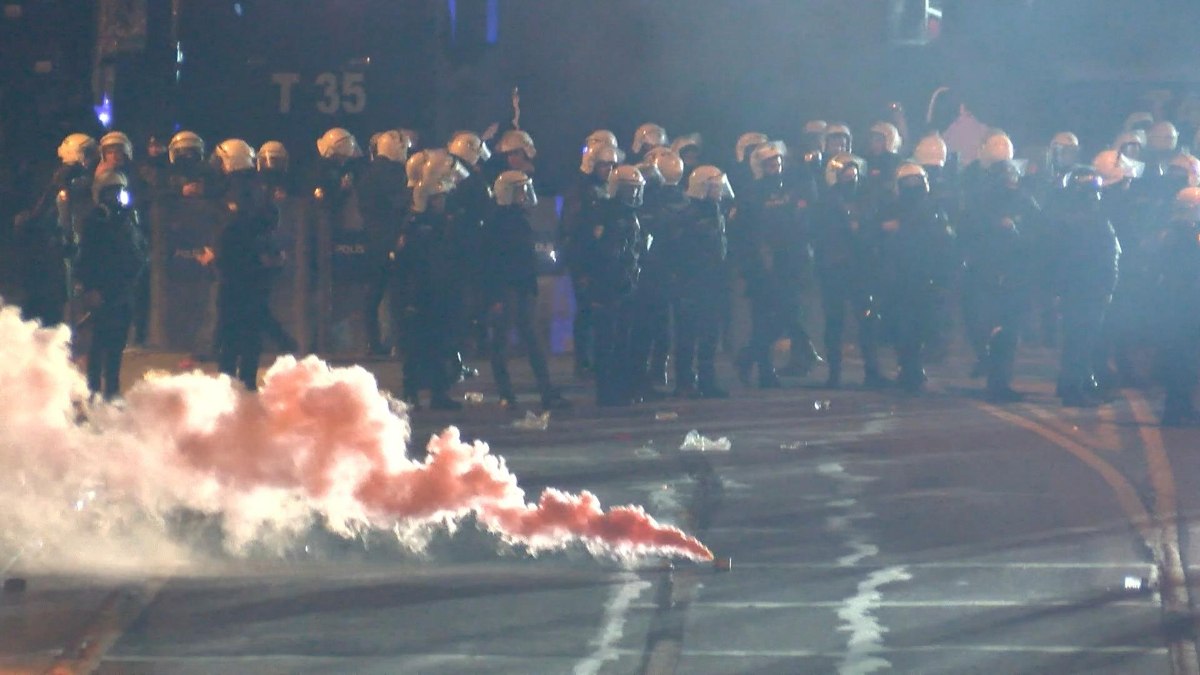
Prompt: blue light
<box><xmin>554</xmin><ymin>195</ymin><xmax>564</xmax><ymax>220</ymax></box>
<box><xmin>486</xmin><ymin>0</ymin><xmax>499</xmax><ymax>44</ymax></box>
<box><xmin>233</xmin><ymin>2</ymin><xmax>243</xmax><ymax>17</ymax></box>
<box><xmin>93</xmin><ymin>95</ymin><xmax>113</xmax><ymax>129</ymax></box>
<box><xmin>447</xmin><ymin>0</ymin><xmax>457</xmax><ymax>43</ymax></box>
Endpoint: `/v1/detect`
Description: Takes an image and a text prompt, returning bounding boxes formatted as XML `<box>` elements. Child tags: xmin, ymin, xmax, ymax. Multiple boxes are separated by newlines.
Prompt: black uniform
<box><xmin>665</xmin><ymin>196</ymin><xmax>728</xmax><ymax>397</ymax></box>
<box><xmin>14</xmin><ymin>163</ymin><xmax>88</xmax><ymax>326</ymax></box>
<box><xmin>577</xmin><ymin>199</ymin><xmax>643</xmax><ymax>405</ymax></box>
<box><xmin>732</xmin><ymin>173</ymin><xmax>820</xmax><ymax>386</ymax></box>
<box><xmin>357</xmin><ymin>158</ymin><xmax>409</xmax><ymax>355</ymax></box>
<box><xmin>1156</xmin><ymin>216</ymin><xmax>1200</xmax><ymax>424</ymax></box>
<box><xmin>876</xmin><ymin>190</ymin><xmax>955</xmax><ymax>392</ymax></box>
<box><xmin>215</xmin><ymin>176</ymin><xmax>283</xmax><ymax>391</ymax></box>
<box><xmin>481</xmin><ymin>203</ymin><xmax>564</xmax><ymax>408</ymax></box>
<box><xmin>960</xmin><ymin>168</ymin><xmax>1041</xmax><ymax>399</ymax></box>
<box><xmin>76</xmin><ymin>198</ymin><xmax>148</xmax><ymax>398</ymax></box>
<box><xmin>811</xmin><ymin>180</ymin><xmax>883</xmax><ymax>387</ymax></box>
<box><xmin>394</xmin><ymin>206</ymin><xmax>463</xmax><ymax>408</ymax></box>
<box><xmin>1045</xmin><ymin>189</ymin><xmax>1120</xmax><ymax>406</ymax></box>
<box><xmin>629</xmin><ymin>180</ymin><xmax>684</xmax><ymax>393</ymax></box>
<box><xmin>560</xmin><ymin>171</ymin><xmax>610</xmax><ymax>375</ymax></box>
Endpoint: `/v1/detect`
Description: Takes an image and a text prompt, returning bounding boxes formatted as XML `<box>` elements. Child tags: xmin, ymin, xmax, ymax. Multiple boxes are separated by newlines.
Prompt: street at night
<box><xmin>3</xmin><ymin>345</ymin><xmax>1198</xmax><ymax>674</ymax></box>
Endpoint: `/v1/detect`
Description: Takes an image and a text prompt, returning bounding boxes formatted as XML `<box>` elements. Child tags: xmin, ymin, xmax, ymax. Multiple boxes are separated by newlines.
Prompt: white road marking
<box><xmin>630</xmin><ymin>598</ymin><xmax>1154</xmax><ymax>610</ymax></box>
<box><xmin>573</xmin><ymin>570</ymin><xmax>652</xmax><ymax>675</ymax></box>
<box><xmin>817</xmin><ymin>460</ymin><xmax>910</xmax><ymax>675</ymax></box>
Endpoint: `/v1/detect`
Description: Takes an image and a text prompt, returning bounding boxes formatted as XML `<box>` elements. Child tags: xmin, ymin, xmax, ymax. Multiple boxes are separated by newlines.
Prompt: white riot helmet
<box><xmin>636</xmin><ymin>161</ymin><xmax>664</xmax><ymax>186</ymax></box>
<box><xmin>894</xmin><ymin>161</ymin><xmax>929</xmax><ymax>195</ymax></box>
<box><xmin>1124</xmin><ymin>112</ymin><xmax>1155</xmax><ymax>132</ymax></box>
<box><xmin>1174</xmin><ymin>187</ymin><xmax>1200</xmax><ymax>221</ymax></box>
<box><xmin>869</xmin><ymin>122</ymin><xmax>902</xmax><ymax>154</ymax></box>
<box><xmin>912</xmin><ymin>133</ymin><xmax>948</xmax><ymax>167</ymax></box>
<box><xmin>645</xmin><ymin>147</ymin><xmax>685</xmax><ymax>187</ymax></box>
<box><xmin>735</xmin><ymin>132</ymin><xmax>769</xmax><ymax>163</ymax></box>
<box><xmin>803</xmin><ymin>119</ymin><xmax>828</xmax><ymax>141</ymax></box>
<box><xmin>257</xmin><ymin>141</ymin><xmax>288</xmax><ymax>172</ymax></box>
<box><xmin>685</xmin><ymin>165</ymin><xmax>734</xmax><ymax>201</ymax></box>
<box><xmin>413</xmin><ymin>149</ymin><xmax>468</xmax><ymax>212</ymax></box>
<box><xmin>1051</xmin><ymin>131</ymin><xmax>1080</xmax><ymax>148</ymax></box>
<box><xmin>825</xmin><ymin>152</ymin><xmax>866</xmax><ymax>187</ymax></box>
<box><xmin>58</xmin><ymin>133</ymin><xmax>98</xmax><ymax>167</ymax></box>
<box><xmin>608</xmin><ymin>164</ymin><xmax>647</xmax><ymax>208</ymax></box>
<box><xmin>581</xmin><ymin>143</ymin><xmax>621</xmax><ymax>175</ymax></box>
<box><xmin>632</xmin><ymin>123</ymin><xmax>669</xmax><ymax>155</ymax></box>
<box><xmin>99</xmin><ymin>131</ymin><xmax>133</xmax><ymax>162</ymax></box>
<box><xmin>405</xmin><ymin>150</ymin><xmax>427</xmax><ymax>189</ymax></box>
<box><xmin>497</xmin><ymin>129</ymin><xmax>537</xmax><ymax>159</ymax></box>
<box><xmin>671</xmin><ymin>133</ymin><xmax>702</xmax><ymax>157</ymax></box>
<box><xmin>750</xmin><ymin>140</ymin><xmax>788</xmax><ymax>179</ymax></box>
<box><xmin>1148</xmin><ymin>121</ymin><xmax>1179</xmax><ymax>154</ymax></box>
<box><xmin>824</xmin><ymin>124</ymin><xmax>853</xmax><ymax>156</ymax></box>
<box><xmin>585</xmin><ymin>129</ymin><xmax>619</xmax><ymax>152</ymax></box>
<box><xmin>448</xmin><ymin>130</ymin><xmax>490</xmax><ymax>166</ymax></box>
<box><xmin>317</xmin><ymin>127</ymin><xmax>361</xmax><ymax>160</ymax></box>
<box><xmin>978</xmin><ymin>132</ymin><xmax>1014</xmax><ymax>169</ymax></box>
<box><xmin>371</xmin><ymin>130</ymin><xmax>409</xmax><ymax>162</ymax></box>
<box><xmin>1168</xmin><ymin>153</ymin><xmax>1200</xmax><ymax>187</ymax></box>
<box><xmin>212</xmin><ymin>139</ymin><xmax>256</xmax><ymax>174</ymax></box>
<box><xmin>1093</xmin><ymin>149</ymin><xmax>1143</xmax><ymax>186</ymax></box>
<box><xmin>91</xmin><ymin>168</ymin><xmax>129</xmax><ymax>205</ymax></box>
<box><xmin>168</xmin><ymin>130</ymin><xmax>204</xmax><ymax>164</ymax></box>
<box><xmin>1113</xmin><ymin>130</ymin><xmax>1145</xmax><ymax>159</ymax></box>
<box><xmin>494</xmin><ymin>170</ymin><xmax>537</xmax><ymax>207</ymax></box>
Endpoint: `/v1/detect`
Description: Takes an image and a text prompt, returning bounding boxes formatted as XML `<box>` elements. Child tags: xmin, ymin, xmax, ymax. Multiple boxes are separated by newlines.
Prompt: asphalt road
<box><xmin>3</xmin><ymin>344</ymin><xmax>1199</xmax><ymax>674</ymax></box>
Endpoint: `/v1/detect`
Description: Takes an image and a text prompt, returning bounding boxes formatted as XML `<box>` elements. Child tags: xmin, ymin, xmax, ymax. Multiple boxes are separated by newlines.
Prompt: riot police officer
<box><xmin>15</xmin><ymin>133</ymin><xmax>97</xmax><ymax>326</ymax></box>
<box><xmin>359</xmin><ymin>130</ymin><xmax>411</xmax><ymax>356</ymax></box>
<box><xmin>482</xmin><ymin>170</ymin><xmax>570</xmax><ymax>410</ymax></box>
<box><xmin>961</xmin><ymin>158</ymin><xmax>1041</xmax><ymax>401</ymax></box>
<box><xmin>732</xmin><ymin>140</ymin><xmax>822</xmax><ymax>387</ymax></box>
<box><xmin>561</xmin><ymin>141</ymin><xmax>620</xmax><ymax>377</ymax></box>
<box><xmin>811</xmin><ymin>152</ymin><xmax>884</xmax><ymax>389</ymax></box>
<box><xmin>630</xmin><ymin>148</ymin><xmax>687</xmax><ymax>394</ymax></box>
<box><xmin>447</xmin><ymin>130</ymin><xmax>494</xmax><ymax>371</ymax></box>
<box><xmin>876</xmin><ymin>163</ymin><xmax>955</xmax><ymax>393</ymax></box>
<box><xmin>214</xmin><ymin>140</ymin><xmax>284</xmax><ymax>391</ymax></box>
<box><xmin>394</xmin><ymin>150</ymin><xmax>467</xmax><ymax>410</ymax></box>
<box><xmin>76</xmin><ymin>170</ymin><xmax>148</xmax><ymax>399</ymax></box>
<box><xmin>580</xmin><ymin>165</ymin><xmax>645</xmax><ymax>406</ymax></box>
<box><xmin>667</xmin><ymin>165</ymin><xmax>733</xmax><ymax>398</ymax></box>
<box><xmin>165</xmin><ymin>131</ymin><xmax>219</xmax><ymax>199</ymax></box>
<box><xmin>1155</xmin><ymin>187</ymin><xmax>1200</xmax><ymax>425</ymax></box>
<box><xmin>1045</xmin><ymin>166</ymin><xmax>1120</xmax><ymax>407</ymax></box>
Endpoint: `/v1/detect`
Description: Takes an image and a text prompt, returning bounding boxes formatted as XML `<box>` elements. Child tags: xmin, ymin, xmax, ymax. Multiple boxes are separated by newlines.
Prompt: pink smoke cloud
<box><xmin>0</xmin><ymin>304</ymin><xmax>711</xmax><ymax>567</ymax></box>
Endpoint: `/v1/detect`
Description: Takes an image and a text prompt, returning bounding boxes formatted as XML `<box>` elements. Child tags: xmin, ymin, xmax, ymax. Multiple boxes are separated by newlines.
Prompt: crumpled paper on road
<box><xmin>679</xmin><ymin>429</ymin><xmax>731</xmax><ymax>452</ymax></box>
<box><xmin>511</xmin><ymin>411</ymin><xmax>551</xmax><ymax>431</ymax></box>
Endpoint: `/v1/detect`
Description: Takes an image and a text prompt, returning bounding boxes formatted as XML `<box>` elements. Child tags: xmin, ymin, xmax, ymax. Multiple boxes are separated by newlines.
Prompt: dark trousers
<box><xmin>488</xmin><ymin>287</ymin><xmax>553</xmax><ymax>399</ymax></box>
<box><xmin>87</xmin><ymin>301</ymin><xmax>133</xmax><ymax>398</ymax></box>
<box><xmin>364</xmin><ymin>263</ymin><xmax>389</xmax><ymax>352</ymax></box>
<box><xmin>593</xmin><ymin>297</ymin><xmax>634</xmax><ymax>405</ymax></box>
<box><xmin>401</xmin><ymin>302</ymin><xmax>454</xmax><ymax>399</ymax></box>
<box><xmin>674</xmin><ymin>296</ymin><xmax>719</xmax><ymax>389</ymax></box>
<box><xmin>976</xmin><ymin>287</ymin><xmax>1026</xmax><ymax>391</ymax></box>
<box><xmin>820</xmin><ymin>276</ymin><xmax>880</xmax><ymax>376</ymax></box>
<box><xmin>571</xmin><ymin>273</ymin><xmax>594</xmax><ymax>371</ymax></box>
<box><xmin>630</xmin><ymin>282</ymin><xmax>671</xmax><ymax>387</ymax></box>
<box><xmin>891</xmin><ymin>285</ymin><xmax>937</xmax><ymax>387</ymax></box>
<box><xmin>218</xmin><ymin>292</ymin><xmax>268</xmax><ymax>391</ymax></box>
<box><xmin>1161</xmin><ymin>319</ymin><xmax>1200</xmax><ymax>417</ymax></box>
<box><xmin>1059</xmin><ymin>292</ymin><xmax>1108</xmax><ymax>393</ymax></box>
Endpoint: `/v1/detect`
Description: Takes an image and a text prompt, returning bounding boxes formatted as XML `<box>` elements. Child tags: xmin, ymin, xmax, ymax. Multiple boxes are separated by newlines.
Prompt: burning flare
<box><xmin>0</xmin><ymin>304</ymin><xmax>711</xmax><ymax>571</ymax></box>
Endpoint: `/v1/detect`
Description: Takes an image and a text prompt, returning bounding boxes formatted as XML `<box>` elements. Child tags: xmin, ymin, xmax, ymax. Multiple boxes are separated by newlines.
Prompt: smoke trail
<box><xmin>0</xmin><ymin>305</ymin><xmax>711</xmax><ymax>572</ymax></box>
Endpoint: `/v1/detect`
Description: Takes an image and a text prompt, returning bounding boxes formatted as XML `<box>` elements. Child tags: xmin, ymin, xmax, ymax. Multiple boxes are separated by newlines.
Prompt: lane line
<box><xmin>631</xmin><ymin>599</ymin><xmax>1156</xmax><ymax>610</ymax></box>
<box><xmin>1126</xmin><ymin>390</ymin><xmax>1200</xmax><ymax>675</ymax></box>
<box><xmin>974</xmin><ymin>402</ymin><xmax>1156</xmax><ymax>547</ymax></box>
<box><xmin>574</xmin><ymin>571</ymin><xmax>652</xmax><ymax>675</ymax></box>
<box><xmin>733</xmin><ymin>561</ymin><xmax>1155</xmax><ymax>570</ymax></box>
